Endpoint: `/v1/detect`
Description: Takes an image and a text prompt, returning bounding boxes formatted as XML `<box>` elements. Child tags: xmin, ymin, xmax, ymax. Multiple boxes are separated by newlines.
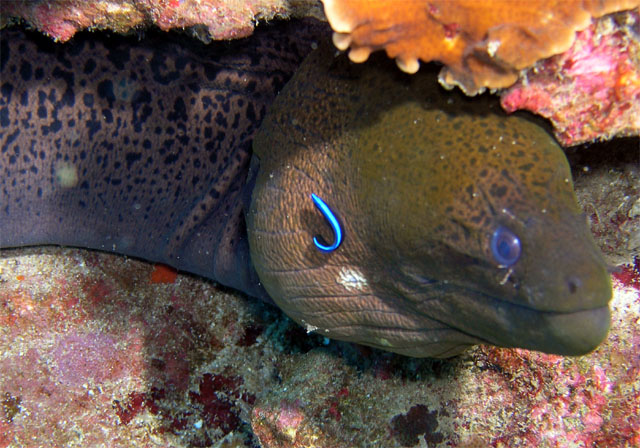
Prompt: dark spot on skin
<box><xmin>150</xmin><ymin>52</ymin><xmax>180</xmax><ymax>85</ymax></box>
<box><xmin>52</xmin><ymin>67</ymin><xmax>75</xmax><ymax>107</ymax></box>
<box><xmin>0</xmin><ymin>107</ymin><xmax>9</xmax><ymax>127</ymax></box>
<box><xmin>167</xmin><ymin>97</ymin><xmax>188</xmax><ymax>122</ymax></box>
<box><xmin>215</xmin><ymin>111</ymin><xmax>228</xmax><ymax>127</ymax></box>
<box><xmin>490</xmin><ymin>184</ymin><xmax>508</xmax><ymax>198</ymax></box>
<box><xmin>83</xmin><ymin>93</ymin><xmax>94</xmax><ymax>107</ymax></box>
<box><xmin>4</xmin><ymin>128</ymin><xmax>20</xmax><ymax>147</ymax></box>
<box><xmin>86</xmin><ymin>118</ymin><xmax>102</xmax><ymax>140</ymax></box>
<box><xmin>34</xmin><ymin>67</ymin><xmax>44</xmax><ymax>80</ymax></box>
<box><xmin>519</xmin><ymin>163</ymin><xmax>534</xmax><ymax>172</ymax></box>
<box><xmin>131</xmin><ymin>89</ymin><xmax>152</xmax><ymax>132</ymax></box>
<box><xmin>164</xmin><ymin>153</ymin><xmax>179</xmax><ymax>165</ymax></box>
<box><xmin>49</xmin><ymin>119</ymin><xmax>62</xmax><ymax>133</ymax></box>
<box><xmin>175</xmin><ymin>55</ymin><xmax>189</xmax><ymax>71</ymax></box>
<box><xmin>106</xmin><ymin>45</ymin><xmax>131</xmax><ymax>70</ymax></box>
<box><xmin>246</xmin><ymin>102</ymin><xmax>256</xmax><ymax>123</ymax></box>
<box><xmin>83</xmin><ymin>58</ymin><xmax>96</xmax><ymax>74</ymax></box>
<box><xmin>125</xmin><ymin>152</ymin><xmax>142</xmax><ymax>169</ymax></box>
<box><xmin>102</xmin><ymin>108</ymin><xmax>113</xmax><ymax>123</ymax></box>
<box><xmin>0</xmin><ymin>38</ymin><xmax>9</xmax><ymax>71</ymax></box>
<box><xmin>187</xmin><ymin>82</ymin><xmax>200</xmax><ymax>94</ymax></box>
<box><xmin>97</xmin><ymin>80</ymin><xmax>116</xmax><ymax>107</ymax></box>
<box><xmin>203</xmin><ymin>64</ymin><xmax>222</xmax><ymax>81</ymax></box>
<box><xmin>19</xmin><ymin>61</ymin><xmax>32</xmax><ymax>81</ymax></box>
<box><xmin>1</xmin><ymin>82</ymin><xmax>13</xmax><ymax>103</ymax></box>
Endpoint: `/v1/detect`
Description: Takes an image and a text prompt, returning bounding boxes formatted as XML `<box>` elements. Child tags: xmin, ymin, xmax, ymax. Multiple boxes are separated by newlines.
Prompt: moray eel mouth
<box><xmin>408</xmin><ymin>279</ymin><xmax>612</xmax><ymax>357</ymax></box>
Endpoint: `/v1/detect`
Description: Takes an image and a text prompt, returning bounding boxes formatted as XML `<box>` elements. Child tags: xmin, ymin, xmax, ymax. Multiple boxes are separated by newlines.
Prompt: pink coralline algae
<box><xmin>0</xmin><ymin>248</ymin><xmax>279</xmax><ymax>447</ymax></box>
<box><xmin>501</xmin><ymin>10</ymin><xmax>640</xmax><ymax>146</ymax></box>
<box><xmin>0</xmin><ymin>0</ymin><xmax>322</xmax><ymax>42</ymax></box>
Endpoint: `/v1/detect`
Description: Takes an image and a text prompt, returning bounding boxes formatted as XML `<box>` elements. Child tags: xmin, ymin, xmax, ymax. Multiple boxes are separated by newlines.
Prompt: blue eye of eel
<box><xmin>491</xmin><ymin>226</ymin><xmax>522</xmax><ymax>267</ymax></box>
<box><xmin>310</xmin><ymin>193</ymin><xmax>343</xmax><ymax>252</ymax></box>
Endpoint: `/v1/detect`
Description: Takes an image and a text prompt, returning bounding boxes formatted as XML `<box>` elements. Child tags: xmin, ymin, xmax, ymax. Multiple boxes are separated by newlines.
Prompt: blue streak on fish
<box><xmin>310</xmin><ymin>193</ymin><xmax>343</xmax><ymax>252</ymax></box>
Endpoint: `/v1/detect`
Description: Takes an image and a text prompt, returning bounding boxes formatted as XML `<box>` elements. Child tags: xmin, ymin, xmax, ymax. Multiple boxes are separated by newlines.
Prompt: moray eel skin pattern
<box><xmin>0</xmin><ymin>21</ymin><xmax>326</xmax><ymax>300</ymax></box>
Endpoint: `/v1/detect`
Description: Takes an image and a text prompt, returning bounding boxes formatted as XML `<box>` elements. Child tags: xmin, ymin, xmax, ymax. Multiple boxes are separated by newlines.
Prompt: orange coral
<box><xmin>322</xmin><ymin>0</ymin><xmax>640</xmax><ymax>94</ymax></box>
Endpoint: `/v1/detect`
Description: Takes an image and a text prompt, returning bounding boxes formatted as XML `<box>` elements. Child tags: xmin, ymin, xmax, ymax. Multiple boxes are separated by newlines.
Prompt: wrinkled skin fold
<box><xmin>247</xmin><ymin>43</ymin><xmax>612</xmax><ymax>357</ymax></box>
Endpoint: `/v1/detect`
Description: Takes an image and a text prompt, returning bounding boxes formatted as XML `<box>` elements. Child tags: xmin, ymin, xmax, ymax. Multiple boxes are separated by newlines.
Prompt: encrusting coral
<box><xmin>321</xmin><ymin>0</ymin><xmax>640</xmax><ymax>95</ymax></box>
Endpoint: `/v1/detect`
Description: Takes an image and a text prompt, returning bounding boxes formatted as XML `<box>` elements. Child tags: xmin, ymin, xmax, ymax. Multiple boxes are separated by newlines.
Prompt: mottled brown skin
<box><xmin>0</xmin><ymin>22</ymin><xmax>326</xmax><ymax>299</ymax></box>
<box><xmin>247</xmin><ymin>43</ymin><xmax>612</xmax><ymax>357</ymax></box>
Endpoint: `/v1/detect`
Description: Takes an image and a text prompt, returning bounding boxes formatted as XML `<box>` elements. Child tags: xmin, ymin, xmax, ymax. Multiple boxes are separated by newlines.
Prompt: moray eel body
<box><xmin>0</xmin><ymin>22</ymin><xmax>325</xmax><ymax>300</ymax></box>
<box><xmin>247</xmin><ymin>43</ymin><xmax>612</xmax><ymax>357</ymax></box>
<box><xmin>1</xmin><ymin>25</ymin><xmax>611</xmax><ymax>358</ymax></box>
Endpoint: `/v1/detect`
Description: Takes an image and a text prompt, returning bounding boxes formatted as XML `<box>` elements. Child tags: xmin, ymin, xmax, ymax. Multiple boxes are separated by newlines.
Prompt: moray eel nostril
<box><xmin>567</xmin><ymin>277</ymin><xmax>581</xmax><ymax>294</ymax></box>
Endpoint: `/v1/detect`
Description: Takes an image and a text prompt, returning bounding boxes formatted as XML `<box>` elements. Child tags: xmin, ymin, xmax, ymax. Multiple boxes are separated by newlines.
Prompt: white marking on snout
<box><xmin>337</xmin><ymin>267</ymin><xmax>369</xmax><ymax>292</ymax></box>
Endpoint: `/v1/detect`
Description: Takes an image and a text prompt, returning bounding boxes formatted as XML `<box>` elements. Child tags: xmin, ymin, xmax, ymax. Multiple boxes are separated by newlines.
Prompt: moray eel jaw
<box><xmin>395</xmin><ymin>207</ymin><xmax>613</xmax><ymax>356</ymax></box>
<box><xmin>403</xmin><ymin>266</ymin><xmax>611</xmax><ymax>357</ymax></box>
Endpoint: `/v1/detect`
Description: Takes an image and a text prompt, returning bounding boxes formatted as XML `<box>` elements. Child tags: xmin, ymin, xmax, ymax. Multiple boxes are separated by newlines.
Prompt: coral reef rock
<box><xmin>0</xmin><ymin>0</ymin><xmax>324</xmax><ymax>42</ymax></box>
<box><xmin>322</xmin><ymin>0</ymin><xmax>640</xmax><ymax>95</ymax></box>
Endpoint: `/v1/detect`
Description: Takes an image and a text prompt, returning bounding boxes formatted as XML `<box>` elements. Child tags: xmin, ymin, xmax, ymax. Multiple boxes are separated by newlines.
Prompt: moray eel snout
<box><xmin>408</xmin><ymin>211</ymin><xmax>612</xmax><ymax>357</ymax></box>
<box><xmin>247</xmin><ymin>44</ymin><xmax>612</xmax><ymax>358</ymax></box>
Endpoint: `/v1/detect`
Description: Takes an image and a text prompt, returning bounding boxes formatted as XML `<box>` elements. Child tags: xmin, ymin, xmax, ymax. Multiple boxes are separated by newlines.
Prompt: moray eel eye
<box><xmin>490</xmin><ymin>226</ymin><xmax>522</xmax><ymax>267</ymax></box>
<box><xmin>311</xmin><ymin>193</ymin><xmax>343</xmax><ymax>252</ymax></box>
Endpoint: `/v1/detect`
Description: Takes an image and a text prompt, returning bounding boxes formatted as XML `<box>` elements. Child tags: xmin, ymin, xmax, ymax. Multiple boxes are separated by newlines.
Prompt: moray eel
<box><xmin>0</xmin><ymin>23</ymin><xmax>612</xmax><ymax>358</ymax></box>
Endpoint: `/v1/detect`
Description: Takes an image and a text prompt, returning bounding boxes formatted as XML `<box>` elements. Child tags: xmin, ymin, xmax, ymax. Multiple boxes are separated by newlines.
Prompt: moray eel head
<box><xmin>247</xmin><ymin>45</ymin><xmax>612</xmax><ymax>358</ymax></box>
